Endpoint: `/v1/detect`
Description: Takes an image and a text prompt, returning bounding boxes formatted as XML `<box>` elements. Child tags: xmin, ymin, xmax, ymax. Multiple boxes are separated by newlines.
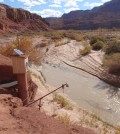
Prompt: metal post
<box><xmin>62</xmin><ymin>84</ymin><xmax>65</xmax><ymax>93</ymax></box>
<box><xmin>25</xmin><ymin>83</ymin><xmax>69</xmax><ymax>107</ymax></box>
<box><xmin>39</xmin><ymin>99</ymin><xmax>42</xmax><ymax>111</ymax></box>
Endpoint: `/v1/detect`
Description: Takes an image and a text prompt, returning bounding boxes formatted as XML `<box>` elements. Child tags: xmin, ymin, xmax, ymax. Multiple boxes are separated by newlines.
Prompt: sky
<box><xmin>0</xmin><ymin>0</ymin><xmax>111</xmax><ymax>17</ymax></box>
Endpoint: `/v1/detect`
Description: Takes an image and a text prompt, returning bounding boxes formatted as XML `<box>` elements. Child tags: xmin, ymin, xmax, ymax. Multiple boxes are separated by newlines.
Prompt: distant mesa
<box><xmin>46</xmin><ymin>0</ymin><xmax>120</xmax><ymax>30</ymax></box>
<box><xmin>0</xmin><ymin>4</ymin><xmax>50</xmax><ymax>33</ymax></box>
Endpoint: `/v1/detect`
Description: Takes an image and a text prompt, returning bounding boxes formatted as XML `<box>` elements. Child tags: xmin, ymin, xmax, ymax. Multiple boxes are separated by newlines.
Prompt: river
<box><xmin>41</xmin><ymin>63</ymin><xmax>120</xmax><ymax>126</ymax></box>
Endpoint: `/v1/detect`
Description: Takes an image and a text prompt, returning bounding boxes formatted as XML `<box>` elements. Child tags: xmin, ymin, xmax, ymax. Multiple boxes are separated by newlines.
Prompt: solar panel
<box><xmin>14</xmin><ymin>49</ymin><xmax>24</xmax><ymax>55</ymax></box>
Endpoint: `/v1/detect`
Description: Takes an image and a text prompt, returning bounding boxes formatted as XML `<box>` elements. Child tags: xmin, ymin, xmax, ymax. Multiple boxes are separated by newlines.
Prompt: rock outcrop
<box><xmin>46</xmin><ymin>0</ymin><xmax>120</xmax><ymax>30</ymax></box>
<box><xmin>0</xmin><ymin>94</ymin><xmax>96</xmax><ymax>134</ymax></box>
<box><xmin>0</xmin><ymin>4</ymin><xmax>49</xmax><ymax>33</ymax></box>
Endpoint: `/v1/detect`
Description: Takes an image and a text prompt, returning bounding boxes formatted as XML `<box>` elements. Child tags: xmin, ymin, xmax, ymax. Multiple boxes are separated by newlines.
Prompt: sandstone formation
<box><xmin>46</xmin><ymin>0</ymin><xmax>120</xmax><ymax>30</ymax></box>
<box><xmin>0</xmin><ymin>4</ymin><xmax>49</xmax><ymax>33</ymax></box>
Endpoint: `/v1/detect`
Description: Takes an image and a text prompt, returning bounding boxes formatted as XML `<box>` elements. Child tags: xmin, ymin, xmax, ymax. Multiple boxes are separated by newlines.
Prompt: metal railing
<box><xmin>25</xmin><ymin>83</ymin><xmax>69</xmax><ymax>110</ymax></box>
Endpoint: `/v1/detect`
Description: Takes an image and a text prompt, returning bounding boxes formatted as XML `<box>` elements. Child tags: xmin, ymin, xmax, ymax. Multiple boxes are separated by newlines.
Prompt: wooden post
<box><xmin>17</xmin><ymin>73</ymin><xmax>29</xmax><ymax>105</ymax></box>
<box><xmin>17</xmin><ymin>34</ymin><xmax>20</xmax><ymax>50</ymax></box>
<box><xmin>12</xmin><ymin>54</ymin><xmax>29</xmax><ymax>106</ymax></box>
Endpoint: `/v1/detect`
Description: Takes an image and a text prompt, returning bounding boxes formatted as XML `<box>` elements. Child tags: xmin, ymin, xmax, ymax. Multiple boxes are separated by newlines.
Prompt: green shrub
<box><xmin>53</xmin><ymin>93</ymin><xmax>73</xmax><ymax>110</ymax></box>
<box><xmin>40</xmin><ymin>30</ymin><xmax>83</xmax><ymax>41</ymax></box>
<box><xmin>51</xmin><ymin>35</ymin><xmax>62</xmax><ymax>40</ymax></box>
<box><xmin>0</xmin><ymin>36</ymin><xmax>42</xmax><ymax>65</ymax></box>
<box><xmin>80</xmin><ymin>46</ymin><xmax>91</xmax><ymax>56</ymax></box>
<box><xmin>92</xmin><ymin>41</ymin><xmax>105</xmax><ymax>51</ymax></box>
<box><xmin>83</xmin><ymin>35</ymin><xmax>89</xmax><ymax>40</ymax></box>
<box><xmin>103</xmin><ymin>53</ymin><xmax>120</xmax><ymax>76</ymax></box>
<box><xmin>64</xmin><ymin>32</ymin><xmax>83</xmax><ymax>41</ymax></box>
<box><xmin>90</xmin><ymin>36</ymin><xmax>104</xmax><ymax>45</ymax></box>
<box><xmin>74</xmin><ymin>34</ymin><xmax>83</xmax><ymax>41</ymax></box>
<box><xmin>116</xmin><ymin>127</ymin><xmax>120</xmax><ymax>134</ymax></box>
<box><xmin>40</xmin><ymin>31</ymin><xmax>65</xmax><ymax>40</ymax></box>
<box><xmin>57</xmin><ymin>114</ymin><xmax>74</xmax><ymax>125</ymax></box>
<box><xmin>55</xmin><ymin>41</ymin><xmax>63</xmax><ymax>47</ymax></box>
<box><xmin>105</xmin><ymin>41</ymin><xmax>120</xmax><ymax>55</ymax></box>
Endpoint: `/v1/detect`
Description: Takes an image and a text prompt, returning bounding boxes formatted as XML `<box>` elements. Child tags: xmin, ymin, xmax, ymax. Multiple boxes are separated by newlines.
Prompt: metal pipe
<box><xmin>25</xmin><ymin>83</ymin><xmax>69</xmax><ymax>107</ymax></box>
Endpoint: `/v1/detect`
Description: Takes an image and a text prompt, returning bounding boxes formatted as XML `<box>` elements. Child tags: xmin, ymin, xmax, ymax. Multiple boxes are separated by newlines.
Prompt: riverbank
<box><xmin>0</xmin><ymin>53</ymin><xmax>96</xmax><ymax>134</ymax></box>
<box><xmin>28</xmin><ymin>64</ymin><xmax>119</xmax><ymax>134</ymax></box>
<box><xmin>33</xmin><ymin>39</ymin><xmax>120</xmax><ymax>133</ymax></box>
<box><xmin>0</xmin><ymin>34</ymin><xmax>120</xmax><ymax>133</ymax></box>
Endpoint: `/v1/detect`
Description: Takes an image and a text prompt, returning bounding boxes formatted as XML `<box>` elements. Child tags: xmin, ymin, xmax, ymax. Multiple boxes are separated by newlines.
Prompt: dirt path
<box><xmin>0</xmin><ymin>94</ymin><xmax>96</xmax><ymax>134</ymax></box>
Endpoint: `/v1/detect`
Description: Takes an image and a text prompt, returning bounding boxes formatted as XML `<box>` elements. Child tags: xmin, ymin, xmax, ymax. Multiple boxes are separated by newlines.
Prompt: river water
<box><xmin>41</xmin><ymin>63</ymin><xmax>120</xmax><ymax>126</ymax></box>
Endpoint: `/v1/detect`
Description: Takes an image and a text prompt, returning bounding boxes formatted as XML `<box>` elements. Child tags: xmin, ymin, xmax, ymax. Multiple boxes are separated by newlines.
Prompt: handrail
<box><xmin>25</xmin><ymin>83</ymin><xmax>69</xmax><ymax>107</ymax></box>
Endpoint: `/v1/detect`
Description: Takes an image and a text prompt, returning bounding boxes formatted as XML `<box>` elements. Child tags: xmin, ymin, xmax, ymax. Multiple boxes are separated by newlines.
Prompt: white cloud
<box><xmin>0</xmin><ymin>0</ymin><xmax>4</xmax><ymax>2</ymax></box>
<box><xmin>64</xmin><ymin>7</ymin><xmax>80</xmax><ymax>13</ymax></box>
<box><xmin>84</xmin><ymin>0</ymin><xmax>111</xmax><ymax>9</ymax></box>
<box><xmin>64</xmin><ymin>0</ymin><xmax>83</xmax><ymax>7</ymax></box>
<box><xmin>64</xmin><ymin>1</ymin><xmax>78</xmax><ymax>7</ymax></box>
<box><xmin>49</xmin><ymin>4</ymin><xmax>61</xmax><ymax>8</ymax></box>
<box><xmin>51</xmin><ymin>0</ymin><xmax>83</xmax><ymax>7</ymax></box>
<box><xmin>51</xmin><ymin>0</ymin><xmax>62</xmax><ymax>4</ymax></box>
<box><xmin>31</xmin><ymin>9</ymin><xmax>62</xmax><ymax>17</ymax></box>
<box><xmin>101</xmin><ymin>0</ymin><xmax>111</xmax><ymax>2</ymax></box>
<box><xmin>18</xmin><ymin>0</ymin><xmax>46</xmax><ymax>7</ymax></box>
<box><xmin>84</xmin><ymin>2</ymin><xmax>103</xmax><ymax>8</ymax></box>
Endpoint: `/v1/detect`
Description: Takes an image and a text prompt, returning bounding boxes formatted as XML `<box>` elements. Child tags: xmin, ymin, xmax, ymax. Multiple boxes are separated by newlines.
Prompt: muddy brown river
<box><xmin>41</xmin><ymin>63</ymin><xmax>120</xmax><ymax>126</ymax></box>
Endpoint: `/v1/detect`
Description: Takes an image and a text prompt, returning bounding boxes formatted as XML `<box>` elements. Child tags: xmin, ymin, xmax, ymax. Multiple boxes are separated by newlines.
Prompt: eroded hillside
<box><xmin>0</xmin><ymin>4</ymin><xmax>50</xmax><ymax>33</ymax></box>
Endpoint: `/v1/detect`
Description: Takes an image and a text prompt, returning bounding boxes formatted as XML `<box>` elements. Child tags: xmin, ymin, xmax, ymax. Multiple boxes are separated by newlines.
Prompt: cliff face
<box><xmin>46</xmin><ymin>0</ymin><xmax>120</xmax><ymax>30</ymax></box>
<box><xmin>0</xmin><ymin>4</ymin><xmax>49</xmax><ymax>33</ymax></box>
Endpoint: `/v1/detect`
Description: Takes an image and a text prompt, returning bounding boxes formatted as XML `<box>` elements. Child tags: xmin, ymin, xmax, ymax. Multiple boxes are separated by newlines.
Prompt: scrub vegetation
<box><xmin>53</xmin><ymin>93</ymin><xmax>73</xmax><ymax>110</ymax></box>
<box><xmin>80</xmin><ymin>46</ymin><xmax>92</xmax><ymax>56</ymax></box>
<box><xmin>0</xmin><ymin>36</ymin><xmax>42</xmax><ymax>65</ymax></box>
<box><xmin>56</xmin><ymin>113</ymin><xmax>74</xmax><ymax>125</ymax></box>
<box><xmin>102</xmin><ymin>40</ymin><xmax>120</xmax><ymax>76</ymax></box>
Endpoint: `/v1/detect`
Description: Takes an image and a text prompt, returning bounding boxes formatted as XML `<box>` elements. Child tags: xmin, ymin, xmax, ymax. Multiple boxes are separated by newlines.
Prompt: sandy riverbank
<box><xmin>30</xmin><ymin>39</ymin><xmax>120</xmax><ymax>133</ymax></box>
<box><xmin>29</xmin><ymin>62</ymin><xmax>119</xmax><ymax>134</ymax></box>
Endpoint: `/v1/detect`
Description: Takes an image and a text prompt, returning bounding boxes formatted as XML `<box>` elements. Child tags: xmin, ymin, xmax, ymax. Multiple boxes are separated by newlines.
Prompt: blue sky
<box><xmin>0</xmin><ymin>0</ymin><xmax>111</xmax><ymax>17</ymax></box>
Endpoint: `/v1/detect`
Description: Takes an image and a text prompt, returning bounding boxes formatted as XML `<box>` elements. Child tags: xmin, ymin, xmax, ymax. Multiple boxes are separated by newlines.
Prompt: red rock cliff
<box><xmin>0</xmin><ymin>4</ymin><xmax>49</xmax><ymax>33</ymax></box>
